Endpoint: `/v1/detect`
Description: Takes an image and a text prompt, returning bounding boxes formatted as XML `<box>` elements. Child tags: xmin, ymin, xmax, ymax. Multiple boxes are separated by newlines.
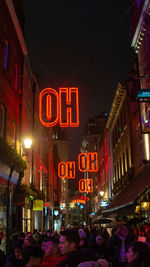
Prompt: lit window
<box><xmin>4</xmin><ymin>40</ymin><xmax>9</xmax><ymax>69</ymax></box>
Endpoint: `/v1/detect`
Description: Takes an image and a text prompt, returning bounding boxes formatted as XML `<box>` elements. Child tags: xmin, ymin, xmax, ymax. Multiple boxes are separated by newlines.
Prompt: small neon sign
<box><xmin>79</xmin><ymin>179</ymin><xmax>93</xmax><ymax>193</ymax></box>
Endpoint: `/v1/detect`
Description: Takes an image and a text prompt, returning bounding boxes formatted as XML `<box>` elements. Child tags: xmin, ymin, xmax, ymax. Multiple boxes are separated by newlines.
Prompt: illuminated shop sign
<box><xmin>79</xmin><ymin>179</ymin><xmax>93</xmax><ymax>193</ymax></box>
<box><xmin>72</xmin><ymin>199</ymin><xmax>85</xmax><ymax>204</ymax></box>
<box><xmin>58</xmin><ymin>152</ymin><xmax>98</xmax><ymax>179</ymax></box>
<box><xmin>39</xmin><ymin>87</ymin><xmax>79</xmax><ymax>127</ymax></box>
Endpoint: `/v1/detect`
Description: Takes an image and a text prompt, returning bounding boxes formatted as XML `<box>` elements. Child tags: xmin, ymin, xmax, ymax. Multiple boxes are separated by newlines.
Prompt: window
<box><xmin>120</xmin><ymin>157</ymin><xmax>122</xmax><ymax>178</ymax></box>
<box><xmin>4</xmin><ymin>40</ymin><xmax>9</xmax><ymax>69</ymax></box>
<box><xmin>0</xmin><ymin>105</ymin><xmax>5</xmax><ymax>138</ymax></box>
<box><xmin>117</xmin><ymin>162</ymin><xmax>119</xmax><ymax>182</ymax></box>
<box><xmin>123</xmin><ymin>152</ymin><xmax>126</xmax><ymax>175</ymax></box>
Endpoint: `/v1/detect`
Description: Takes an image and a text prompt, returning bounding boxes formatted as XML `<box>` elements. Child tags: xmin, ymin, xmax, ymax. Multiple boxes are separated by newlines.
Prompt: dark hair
<box><xmin>18</xmin><ymin>232</ymin><xmax>26</xmax><ymax>238</ymax></box>
<box><xmin>0</xmin><ymin>249</ymin><xmax>6</xmax><ymax>267</ymax></box>
<box><xmin>128</xmin><ymin>242</ymin><xmax>150</xmax><ymax>267</ymax></box>
<box><xmin>23</xmin><ymin>245</ymin><xmax>44</xmax><ymax>264</ymax></box>
<box><xmin>51</xmin><ymin>238</ymin><xmax>59</xmax><ymax>246</ymax></box>
<box><xmin>13</xmin><ymin>239</ymin><xmax>24</xmax><ymax>249</ymax></box>
<box><xmin>60</xmin><ymin>228</ymin><xmax>80</xmax><ymax>247</ymax></box>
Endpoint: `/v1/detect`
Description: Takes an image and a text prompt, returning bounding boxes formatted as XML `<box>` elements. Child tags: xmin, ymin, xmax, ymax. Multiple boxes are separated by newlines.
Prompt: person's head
<box><xmin>13</xmin><ymin>239</ymin><xmax>24</xmax><ymax>259</ymax></box>
<box><xmin>24</xmin><ymin>234</ymin><xmax>33</xmax><ymax>247</ymax></box>
<box><xmin>45</xmin><ymin>239</ymin><xmax>60</xmax><ymax>257</ymax></box>
<box><xmin>34</xmin><ymin>232</ymin><xmax>41</xmax><ymax>242</ymax></box>
<box><xmin>96</xmin><ymin>236</ymin><xmax>104</xmax><ymax>246</ymax></box>
<box><xmin>116</xmin><ymin>224</ymin><xmax>128</xmax><ymax>237</ymax></box>
<box><xmin>47</xmin><ymin>230</ymin><xmax>54</xmax><ymax>238</ymax></box>
<box><xmin>78</xmin><ymin>229</ymin><xmax>87</xmax><ymax>239</ymax></box>
<box><xmin>23</xmin><ymin>245</ymin><xmax>44</xmax><ymax>267</ymax></box>
<box><xmin>59</xmin><ymin>228</ymin><xmax>80</xmax><ymax>255</ymax></box>
<box><xmin>79</xmin><ymin>237</ymin><xmax>88</xmax><ymax>248</ymax></box>
<box><xmin>126</xmin><ymin>242</ymin><xmax>150</xmax><ymax>266</ymax></box>
<box><xmin>18</xmin><ymin>232</ymin><xmax>26</xmax><ymax>240</ymax></box>
<box><xmin>41</xmin><ymin>241</ymin><xmax>47</xmax><ymax>252</ymax></box>
<box><xmin>77</xmin><ymin>261</ymin><xmax>99</xmax><ymax>267</ymax></box>
<box><xmin>97</xmin><ymin>259</ymin><xmax>109</xmax><ymax>267</ymax></box>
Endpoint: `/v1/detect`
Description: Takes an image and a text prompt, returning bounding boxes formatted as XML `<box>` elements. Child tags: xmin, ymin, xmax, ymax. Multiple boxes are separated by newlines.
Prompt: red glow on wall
<box><xmin>58</xmin><ymin>161</ymin><xmax>75</xmax><ymax>179</ymax></box>
<box><xmin>79</xmin><ymin>179</ymin><xmax>93</xmax><ymax>193</ymax></box>
<box><xmin>39</xmin><ymin>87</ymin><xmax>79</xmax><ymax>127</ymax></box>
<box><xmin>78</xmin><ymin>152</ymin><xmax>98</xmax><ymax>172</ymax></box>
<box><xmin>42</xmin><ymin>165</ymin><xmax>48</xmax><ymax>174</ymax></box>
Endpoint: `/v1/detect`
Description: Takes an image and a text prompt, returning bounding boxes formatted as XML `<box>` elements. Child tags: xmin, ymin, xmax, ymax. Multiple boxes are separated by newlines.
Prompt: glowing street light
<box><xmin>100</xmin><ymin>191</ymin><xmax>104</xmax><ymax>197</ymax></box>
<box><xmin>23</xmin><ymin>138</ymin><xmax>32</xmax><ymax>149</ymax></box>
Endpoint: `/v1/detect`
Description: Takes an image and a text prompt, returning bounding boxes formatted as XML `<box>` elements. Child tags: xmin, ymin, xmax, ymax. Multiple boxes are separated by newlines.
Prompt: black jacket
<box><xmin>57</xmin><ymin>249</ymin><xmax>91</xmax><ymax>267</ymax></box>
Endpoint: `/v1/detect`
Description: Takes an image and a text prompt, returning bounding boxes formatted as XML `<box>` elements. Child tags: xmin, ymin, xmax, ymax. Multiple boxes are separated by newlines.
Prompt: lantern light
<box><xmin>23</xmin><ymin>138</ymin><xmax>32</xmax><ymax>149</ymax></box>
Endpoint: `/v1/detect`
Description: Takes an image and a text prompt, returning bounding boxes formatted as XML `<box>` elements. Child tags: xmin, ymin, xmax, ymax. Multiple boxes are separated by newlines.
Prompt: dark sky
<box><xmin>22</xmin><ymin>1</ymin><xmax>135</xmax><ymax>160</ymax></box>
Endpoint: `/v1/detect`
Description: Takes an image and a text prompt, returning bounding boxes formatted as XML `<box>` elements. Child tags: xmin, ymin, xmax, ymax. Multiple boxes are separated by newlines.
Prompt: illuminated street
<box><xmin>1</xmin><ymin>1</ymin><xmax>150</xmax><ymax>266</ymax></box>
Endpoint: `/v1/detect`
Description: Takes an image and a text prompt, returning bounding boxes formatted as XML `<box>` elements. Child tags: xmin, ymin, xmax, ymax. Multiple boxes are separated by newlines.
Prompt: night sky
<box><xmin>22</xmin><ymin>1</ymin><xmax>135</xmax><ymax>160</ymax></box>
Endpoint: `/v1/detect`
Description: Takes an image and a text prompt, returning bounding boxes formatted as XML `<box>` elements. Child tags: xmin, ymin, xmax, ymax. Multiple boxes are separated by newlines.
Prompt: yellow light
<box><xmin>144</xmin><ymin>134</ymin><xmax>149</xmax><ymax>160</ymax></box>
<box><xmin>100</xmin><ymin>191</ymin><xmax>104</xmax><ymax>196</ymax></box>
<box><xmin>24</xmin><ymin>138</ymin><xmax>32</xmax><ymax>149</ymax></box>
<box><xmin>141</xmin><ymin>202</ymin><xmax>149</xmax><ymax>210</ymax></box>
<box><xmin>135</xmin><ymin>205</ymin><xmax>140</xmax><ymax>213</ymax></box>
<box><xmin>69</xmin><ymin>203</ymin><xmax>75</xmax><ymax>208</ymax></box>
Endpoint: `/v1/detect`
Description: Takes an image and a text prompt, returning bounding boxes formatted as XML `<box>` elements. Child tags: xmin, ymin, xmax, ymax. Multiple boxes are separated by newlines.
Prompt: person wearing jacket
<box><xmin>57</xmin><ymin>228</ymin><xmax>91</xmax><ymax>267</ymax></box>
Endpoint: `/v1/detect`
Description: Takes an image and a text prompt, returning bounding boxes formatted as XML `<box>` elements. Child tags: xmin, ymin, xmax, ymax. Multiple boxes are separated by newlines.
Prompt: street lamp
<box><xmin>23</xmin><ymin>138</ymin><xmax>32</xmax><ymax>150</ymax></box>
<box><xmin>100</xmin><ymin>191</ymin><xmax>104</xmax><ymax>197</ymax></box>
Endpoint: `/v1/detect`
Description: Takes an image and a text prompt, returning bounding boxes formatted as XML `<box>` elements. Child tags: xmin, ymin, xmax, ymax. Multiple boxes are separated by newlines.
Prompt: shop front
<box><xmin>23</xmin><ymin>197</ymin><xmax>33</xmax><ymax>233</ymax></box>
<box><xmin>102</xmin><ymin>165</ymin><xmax>150</xmax><ymax>221</ymax></box>
<box><xmin>0</xmin><ymin>183</ymin><xmax>6</xmax><ymax>252</ymax></box>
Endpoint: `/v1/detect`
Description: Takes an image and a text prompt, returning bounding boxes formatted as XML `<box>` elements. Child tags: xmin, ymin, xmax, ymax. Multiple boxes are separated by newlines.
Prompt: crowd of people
<box><xmin>0</xmin><ymin>224</ymin><xmax>150</xmax><ymax>267</ymax></box>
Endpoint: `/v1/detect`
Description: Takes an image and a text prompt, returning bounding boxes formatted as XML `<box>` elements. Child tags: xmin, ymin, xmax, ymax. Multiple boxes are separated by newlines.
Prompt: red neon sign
<box><xmin>80</xmin><ymin>195</ymin><xmax>90</xmax><ymax>201</ymax></box>
<box><xmin>78</xmin><ymin>152</ymin><xmax>98</xmax><ymax>172</ymax></box>
<box><xmin>39</xmin><ymin>88</ymin><xmax>59</xmax><ymax>127</ymax></box>
<box><xmin>59</xmin><ymin>88</ymin><xmax>79</xmax><ymax>127</ymax></box>
<box><xmin>79</xmin><ymin>179</ymin><xmax>93</xmax><ymax>193</ymax></box>
<box><xmin>39</xmin><ymin>87</ymin><xmax>79</xmax><ymax>127</ymax></box>
<box><xmin>72</xmin><ymin>199</ymin><xmax>85</xmax><ymax>204</ymax></box>
<box><xmin>58</xmin><ymin>152</ymin><xmax>98</xmax><ymax>179</ymax></box>
<box><xmin>58</xmin><ymin>161</ymin><xmax>75</xmax><ymax>179</ymax></box>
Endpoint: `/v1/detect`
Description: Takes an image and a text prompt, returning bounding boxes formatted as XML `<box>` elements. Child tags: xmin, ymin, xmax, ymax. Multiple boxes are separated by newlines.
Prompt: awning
<box><xmin>0</xmin><ymin>161</ymin><xmax>19</xmax><ymax>185</ymax></box>
<box><xmin>103</xmin><ymin>165</ymin><xmax>150</xmax><ymax>213</ymax></box>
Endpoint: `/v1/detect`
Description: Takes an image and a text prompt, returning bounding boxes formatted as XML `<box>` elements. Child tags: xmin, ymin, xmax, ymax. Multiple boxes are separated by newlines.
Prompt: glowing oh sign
<box><xmin>39</xmin><ymin>87</ymin><xmax>79</xmax><ymax>127</ymax></box>
<box><xmin>58</xmin><ymin>162</ymin><xmax>75</xmax><ymax>179</ymax></box>
<box><xmin>78</xmin><ymin>152</ymin><xmax>98</xmax><ymax>172</ymax></box>
<box><xmin>79</xmin><ymin>179</ymin><xmax>93</xmax><ymax>193</ymax></box>
<box><xmin>58</xmin><ymin>152</ymin><xmax>98</xmax><ymax>179</ymax></box>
